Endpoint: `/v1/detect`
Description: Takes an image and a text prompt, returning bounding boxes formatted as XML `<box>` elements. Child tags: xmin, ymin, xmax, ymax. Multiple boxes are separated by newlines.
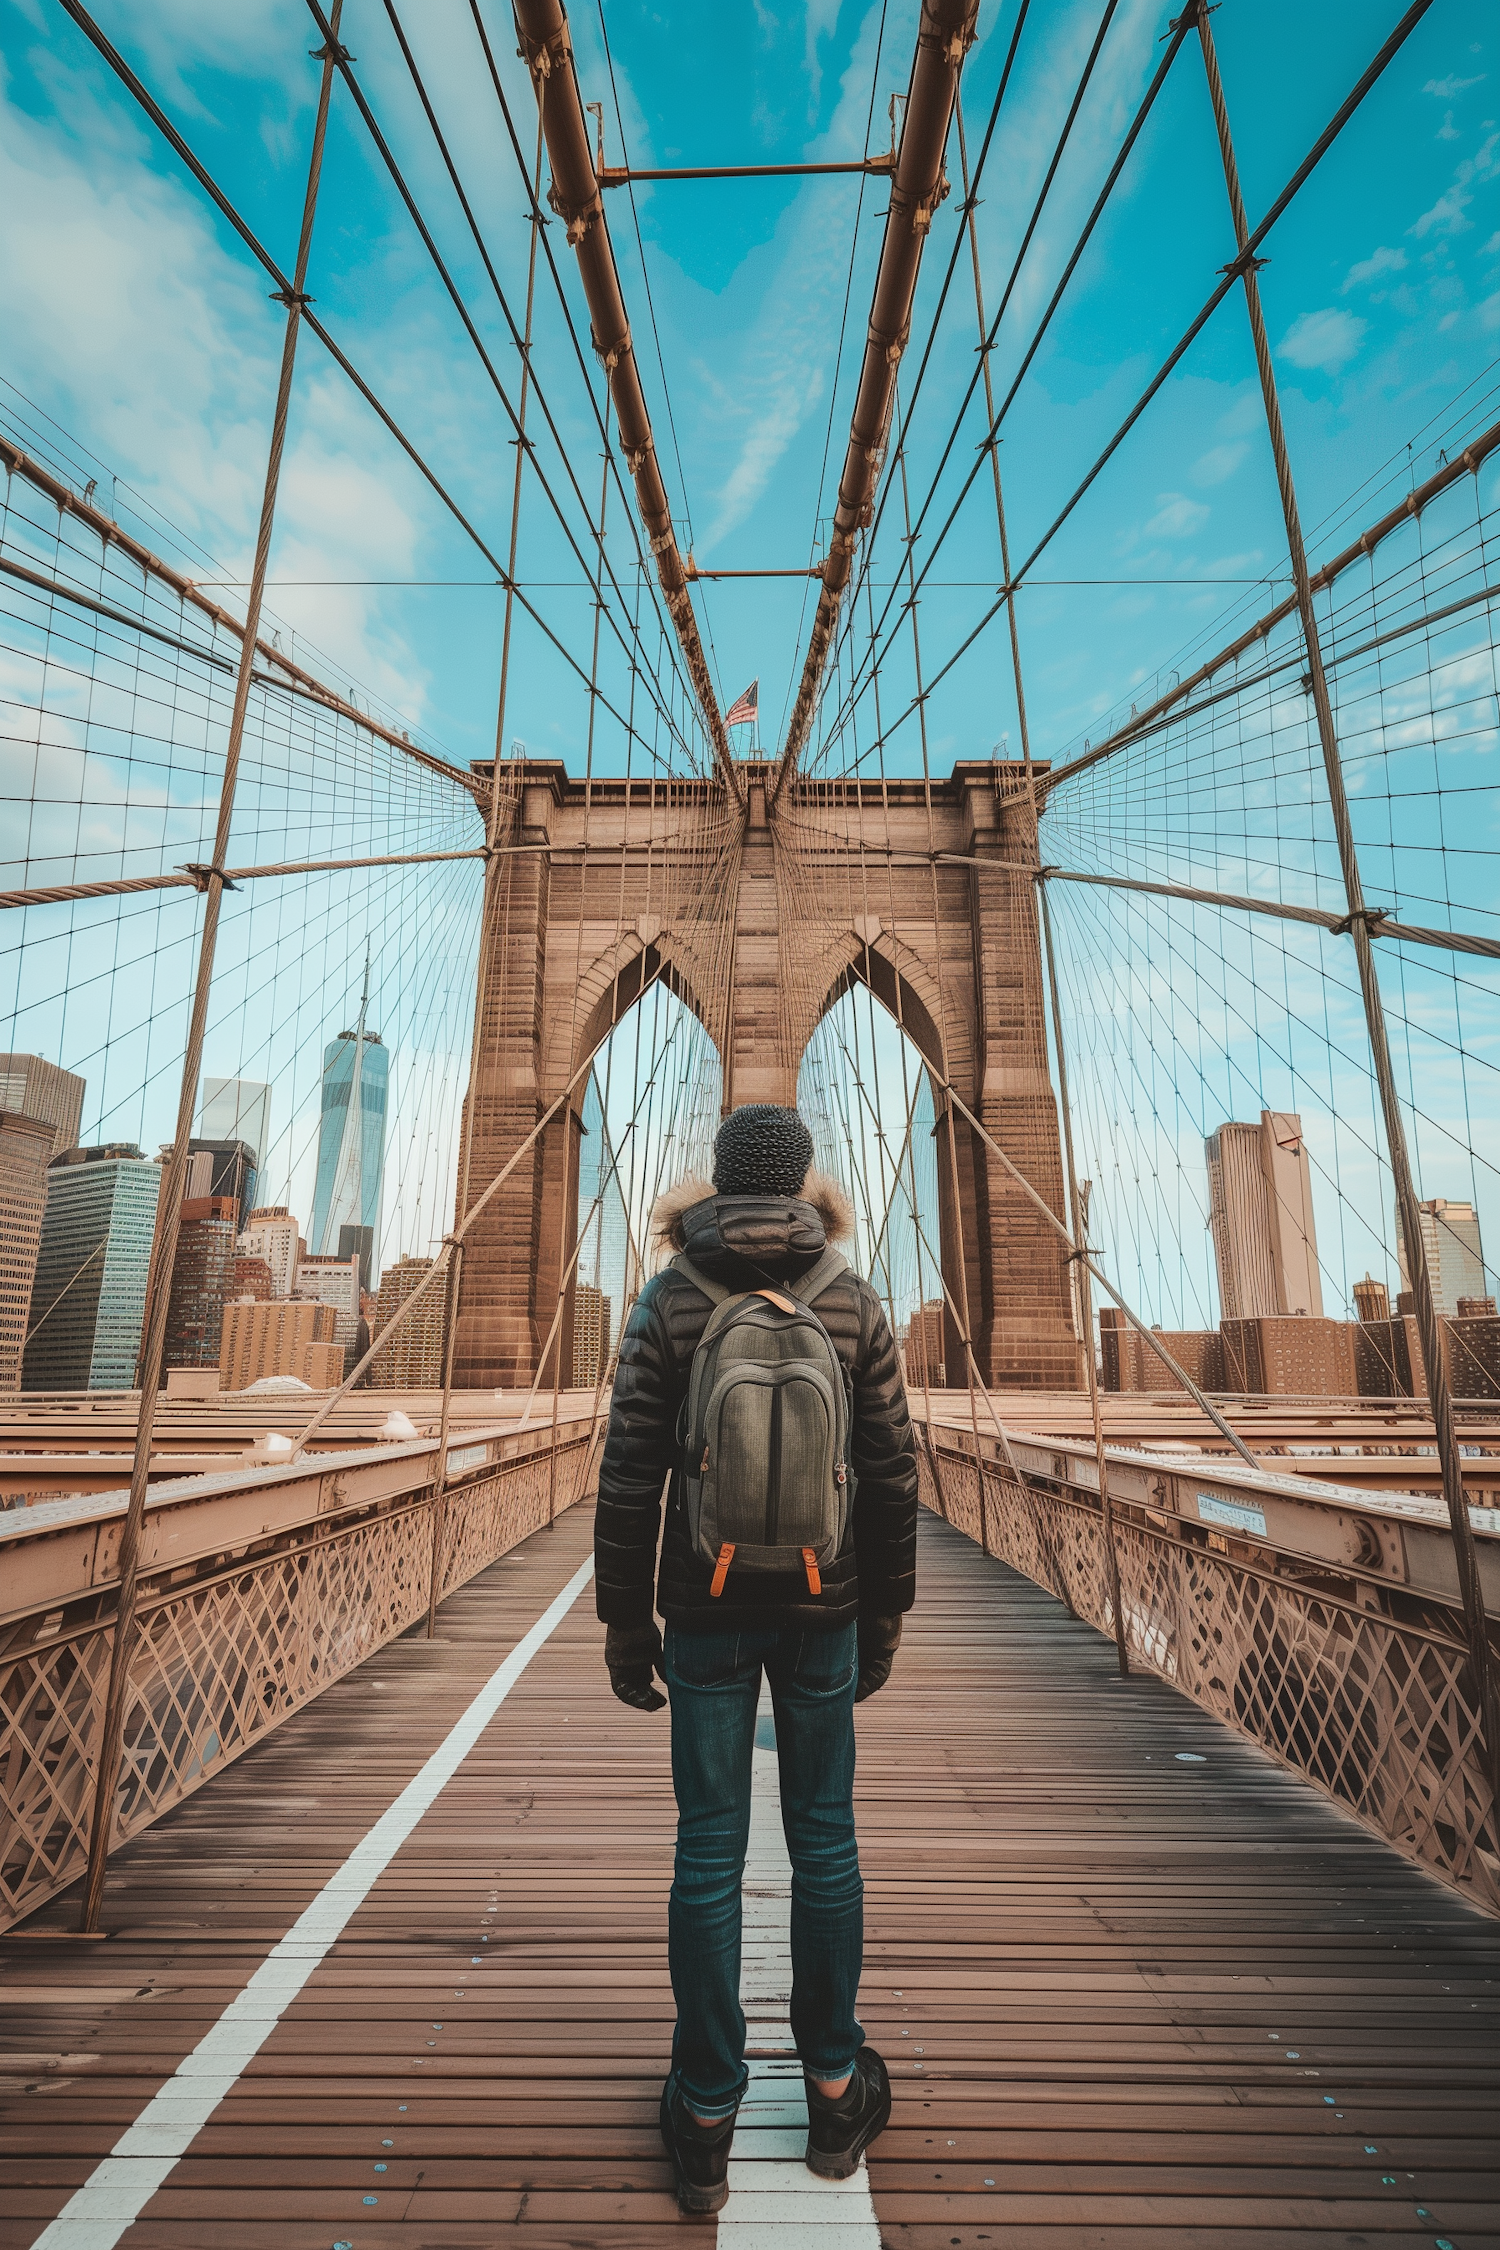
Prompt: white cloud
<box><xmin>803</xmin><ymin>0</ymin><xmax>843</xmax><ymax>117</ymax></box>
<box><xmin>1438</xmin><ymin>111</ymin><xmax>1460</xmax><ymax>142</ymax></box>
<box><xmin>1479</xmin><ymin>290</ymin><xmax>1500</xmax><ymax>331</ymax></box>
<box><xmin>1192</xmin><ymin>441</ymin><xmax>1248</xmax><ymax>488</ymax></box>
<box><xmin>1411</xmin><ymin>185</ymin><xmax>1474</xmax><ymax>237</ymax></box>
<box><xmin>1343</xmin><ymin>244</ymin><xmax>1407</xmax><ymax>291</ymax></box>
<box><xmin>1276</xmin><ymin>307</ymin><xmax>1368</xmax><ymax>372</ymax></box>
<box><xmin>1424</xmin><ymin>74</ymin><xmax>1485</xmax><ymax>99</ymax></box>
<box><xmin>0</xmin><ymin>48</ymin><xmax>437</xmax><ymax>733</ymax></box>
<box><xmin>1142</xmin><ymin>493</ymin><xmax>1210</xmax><ymax>539</ymax></box>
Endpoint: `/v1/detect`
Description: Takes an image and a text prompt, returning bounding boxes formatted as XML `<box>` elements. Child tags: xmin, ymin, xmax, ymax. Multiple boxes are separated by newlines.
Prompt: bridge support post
<box><xmin>78</xmin><ymin>13</ymin><xmax>348</xmax><ymax>1931</ymax></box>
<box><xmin>1196</xmin><ymin>5</ymin><xmax>1500</xmax><ymax>1822</ymax></box>
<box><xmin>453</xmin><ymin>771</ymin><xmax>587</xmax><ymax>1389</ymax></box>
<box><xmin>957</xmin><ymin>771</ymin><xmax>1082</xmax><ymax>1388</ymax></box>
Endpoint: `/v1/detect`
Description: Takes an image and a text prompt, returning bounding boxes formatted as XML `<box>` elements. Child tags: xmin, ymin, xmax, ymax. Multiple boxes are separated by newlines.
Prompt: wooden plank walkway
<box><xmin>2</xmin><ymin>1503</ymin><xmax>1497</xmax><ymax>2247</ymax></box>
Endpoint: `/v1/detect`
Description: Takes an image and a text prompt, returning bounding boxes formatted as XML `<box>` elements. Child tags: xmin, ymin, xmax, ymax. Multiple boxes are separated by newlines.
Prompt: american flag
<box><xmin>725</xmin><ymin>679</ymin><xmax>758</xmax><ymax>728</ymax></box>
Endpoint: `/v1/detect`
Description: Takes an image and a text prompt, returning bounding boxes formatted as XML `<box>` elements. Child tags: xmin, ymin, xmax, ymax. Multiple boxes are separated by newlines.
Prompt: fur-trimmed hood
<box><xmin>650</xmin><ymin>1168</ymin><xmax>855</xmax><ymax>1260</ymax></box>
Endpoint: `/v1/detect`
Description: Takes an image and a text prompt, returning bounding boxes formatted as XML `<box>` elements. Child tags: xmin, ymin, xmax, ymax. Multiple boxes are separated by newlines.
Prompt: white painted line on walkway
<box><xmin>29</xmin><ymin>1552</ymin><xmax>596</xmax><ymax>2250</ymax></box>
<box><xmin>717</xmin><ymin>1689</ymin><xmax>881</xmax><ymax>2247</ymax></box>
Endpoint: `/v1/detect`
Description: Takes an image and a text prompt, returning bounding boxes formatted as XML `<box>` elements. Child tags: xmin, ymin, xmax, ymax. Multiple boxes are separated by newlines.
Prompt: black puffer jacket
<box><xmin>594</xmin><ymin>1172</ymin><xmax>919</xmax><ymax>1634</ymax></box>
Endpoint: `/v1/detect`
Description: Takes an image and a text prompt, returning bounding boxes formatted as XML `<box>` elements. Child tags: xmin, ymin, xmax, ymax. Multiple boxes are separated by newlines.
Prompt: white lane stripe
<box><xmin>717</xmin><ymin>1688</ymin><xmax>880</xmax><ymax>2246</ymax></box>
<box><xmin>30</xmin><ymin>1552</ymin><xmax>595</xmax><ymax>2250</ymax></box>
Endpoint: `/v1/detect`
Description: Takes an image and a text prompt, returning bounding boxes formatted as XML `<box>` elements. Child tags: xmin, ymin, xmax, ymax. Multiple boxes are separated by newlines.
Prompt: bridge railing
<box><xmin>914</xmin><ymin>1412</ymin><xmax>1500</xmax><ymax>1916</ymax></box>
<box><xmin>0</xmin><ymin>1417</ymin><xmax>598</xmax><ymax>1932</ymax></box>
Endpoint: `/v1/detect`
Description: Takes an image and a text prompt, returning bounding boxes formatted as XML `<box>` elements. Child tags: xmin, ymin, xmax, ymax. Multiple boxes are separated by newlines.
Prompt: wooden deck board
<box><xmin>2</xmin><ymin>1504</ymin><xmax>1497</xmax><ymax>2245</ymax></box>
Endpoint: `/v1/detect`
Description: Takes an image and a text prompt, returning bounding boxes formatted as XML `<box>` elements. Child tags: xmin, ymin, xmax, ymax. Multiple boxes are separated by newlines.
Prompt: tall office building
<box><xmin>22</xmin><ymin>1146</ymin><xmax>160</xmax><ymax>1390</ymax></box>
<box><xmin>571</xmin><ymin>1282</ymin><xmax>611</xmax><ymax>1389</ymax></box>
<box><xmin>198</xmin><ymin>1077</ymin><xmax>271</xmax><ymax>1167</ymax></box>
<box><xmin>902</xmin><ymin>1301</ymin><xmax>947</xmax><ymax>1390</ymax></box>
<box><xmin>295</xmin><ymin>1252</ymin><xmax>362</xmax><ymax>1345</ymax></box>
<box><xmin>180</xmin><ymin>1140</ymin><xmax>258</xmax><ymax>1230</ymax></box>
<box><xmin>338</xmin><ymin>1222</ymin><xmax>375</xmax><ymax>1294</ymax></box>
<box><xmin>0</xmin><ymin>1054</ymin><xmax>86</xmax><ymax>1155</ymax></box>
<box><xmin>163</xmin><ymin>1195</ymin><xmax>239</xmax><ymax>1369</ymax></box>
<box><xmin>1398</xmin><ymin>1198</ymin><xmax>1487</xmax><ymax>1316</ymax></box>
<box><xmin>1206</xmin><ymin>1111</ymin><xmax>1323</xmax><ymax>1320</ymax></box>
<box><xmin>220</xmin><ymin>1298</ymin><xmax>343</xmax><ymax>1391</ymax></box>
<box><xmin>0</xmin><ymin>1056</ymin><xmax>88</xmax><ymax>1391</ymax></box>
<box><xmin>1</xmin><ymin>1112</ymin><xmax>58</xmax><ymax>1391</ymax></box>
<box><xmin>310</xmin><ymin>966</ymin><xmax>388</xmax><ymax>1263</ymax></box>
<box><xmin>367</xmin><ymin>1256</ymin><xmax>443</xmax><ymax>1387</ymax></box>
<box><xmin>238</xmin><ymin>1206</ymin><xmax>302</xmax><ymax>1297</ymax></box>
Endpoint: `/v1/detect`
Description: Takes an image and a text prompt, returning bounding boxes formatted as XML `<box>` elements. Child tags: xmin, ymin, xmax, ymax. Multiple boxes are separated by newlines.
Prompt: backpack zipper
<box><xmin>764</xmin><ymin>1385</ymin><xmax>783</xmax><ymax>1546</ymax></box>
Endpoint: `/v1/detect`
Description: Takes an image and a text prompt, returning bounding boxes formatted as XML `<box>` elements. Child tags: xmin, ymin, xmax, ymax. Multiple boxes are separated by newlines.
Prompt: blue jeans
<box><xmin>662</xmin><ymin>1619</ymin><xmax>864</xmax><ymax>2119</ymax></box>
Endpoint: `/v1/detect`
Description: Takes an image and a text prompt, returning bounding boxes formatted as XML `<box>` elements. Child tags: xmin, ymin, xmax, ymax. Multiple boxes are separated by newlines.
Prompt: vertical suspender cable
<box><xmin>953</xmin><ymin>85</ymin><xmax>1125</xmax><ymax>1656</ymax></box>
<box><xmin>511</xmin><ymin>0</ymin><xmax>741</xmax><ymax>803</ymax></box>
<box><xmin>1040</xmin><ymin>882</ymin><xmax>1128</xmax><ymax>1673</ymax></box>
<box><xmin>427</xmin><ymin>106</ymin><xmax>548</xmax><ymax>1635</ymax></box>
<box><xmin>772</xmin><ymin>0</ymin><xmax>980</xmax><ymax>799</ymax></box>
<box><xmin>1195</xmin><ymin>2</ymin><xmax>1500</xmax><ymax>1832</ymax></box>
<box><xmin>79</xmin><ymin>6</ymin><xmax>348</xmax><ymax>1932</ymax></box>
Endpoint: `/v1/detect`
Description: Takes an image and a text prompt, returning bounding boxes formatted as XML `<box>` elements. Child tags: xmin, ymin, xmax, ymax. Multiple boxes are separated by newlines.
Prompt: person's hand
<box><xmin>855</xmin><ymin>1614</ymin><xmax>902</xmax><ymax>1702</ymax></box>
<box><xmin>605</xmin><ymin>1622</ymin><xmax>667</xmax><ymax>1711</ymax></box>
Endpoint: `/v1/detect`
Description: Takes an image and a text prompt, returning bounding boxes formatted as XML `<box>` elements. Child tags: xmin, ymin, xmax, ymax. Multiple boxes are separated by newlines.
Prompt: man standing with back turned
<box><xmin>594</xmin><ymin>1102</ymin><xmax>919</xmax><ymax>2214</ymax></box>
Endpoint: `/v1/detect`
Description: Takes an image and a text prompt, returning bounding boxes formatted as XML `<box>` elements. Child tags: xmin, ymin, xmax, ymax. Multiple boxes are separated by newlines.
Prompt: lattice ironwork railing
<box><xmin>0</xmin><ymin>1436</ymin><xmax>592</xmax><ymax>1930</ymax></box>
<box><xmin>917</xmin><ymin>1435</ymin><xmax>1500</xmax><ymax>1917</ymax></box>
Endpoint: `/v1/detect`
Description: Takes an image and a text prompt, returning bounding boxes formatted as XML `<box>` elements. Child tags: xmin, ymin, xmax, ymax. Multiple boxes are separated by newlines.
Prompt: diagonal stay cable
<box><xmin>308</xmin><ymin>0</ymin><xmax>693</xmax><ymax>764</ymax></box>
<box><xmin>824</xmin><ymin>0</ymin><xmax>1435</xmax><ymax>776</ymax></box>
<box><xmin>381</xmin><ymin>0</ymin><xmax>697</xmax><ymax>759</ymax></box>
<box><xmin>819</xmin><ymin>0</ymin><xmax>1110</xmax><ymax>758</ymax></box>
<box><xmin>773</xmin><ymin>0</ymin><xmax>894</xmax><ymax>748</ymax></box>
<box><xmin>461</xmin><ymin>0</ymin><xmax>705</xmax><ymax>754</ymax></box>
<box><xmin>818</xmin><ymin>0</ymin><xmax>1195</xmax><ymax>768</ymax></box>
<box><xmin>51</xmin><ymin>0</ymin><xmax>671</xmax><ymax>765</ymax></box>
<box><xmin>376</xmin><ymin>0</ymin><xmax>702</xmax><ymax>762</ymax></box>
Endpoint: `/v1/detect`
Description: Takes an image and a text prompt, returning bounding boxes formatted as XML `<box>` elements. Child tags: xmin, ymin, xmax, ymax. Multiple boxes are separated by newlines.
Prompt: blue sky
<box><xmin>2</xmin><ymin>0</ymin><xmax>1498</xmax><ymax>1314</ymax></box>
<box><xmin>2</xmin><ymin>0</ymin><xmax>1495</xmax><ymax>775</ymax></box>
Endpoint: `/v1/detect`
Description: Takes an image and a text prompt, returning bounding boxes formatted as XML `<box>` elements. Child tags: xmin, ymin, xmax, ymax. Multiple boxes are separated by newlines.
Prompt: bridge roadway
<box><xmin>4</xmin><ymin>1501</ymin><xmax>1498</xmax><ymax>2247</ymax></box>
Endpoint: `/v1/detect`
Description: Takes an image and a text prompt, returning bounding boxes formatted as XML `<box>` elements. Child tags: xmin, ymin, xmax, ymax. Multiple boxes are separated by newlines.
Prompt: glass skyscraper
<box><xmin>309</xmin><ymin>969</ymin><xmax>389</xmax><ymax>1264</ymax></box>
<box><xmin>23</xmin><ymin>1146</ymin><xmax>161</xmax><ymax>1390</ymax></box>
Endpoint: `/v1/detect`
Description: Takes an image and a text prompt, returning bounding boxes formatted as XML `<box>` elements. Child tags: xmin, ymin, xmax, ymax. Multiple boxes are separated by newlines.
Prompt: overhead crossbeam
<box><xmin>771</xmin><ymin>0</ymin><xmax>980</xmax><ymax>801</ymax></box>
<box><xmin>600</xmin><ymin>158</ymin><xmax>895</xmax><ymax>186</ymax></box>
<box><xmin>513</xmin><ymin>0</ymin><xmax>741</xmax><ymax>805</ymax></box>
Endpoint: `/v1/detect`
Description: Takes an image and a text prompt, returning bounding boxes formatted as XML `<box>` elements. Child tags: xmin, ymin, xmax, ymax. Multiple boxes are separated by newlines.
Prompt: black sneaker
<box><xmin>659</xmin><ymin>2075</ymin><xmax>738</xmax><ymax>2214</ymax></box>
<box><xmin>804</xmin><ymin>2044</ymin><xmax>892</xmax><ymax>2179</ymax></box>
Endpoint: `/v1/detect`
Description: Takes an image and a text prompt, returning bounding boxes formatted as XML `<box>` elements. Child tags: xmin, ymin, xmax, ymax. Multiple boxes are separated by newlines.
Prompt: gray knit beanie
<box><xmin>712</xmin><ymin>1104</ymin><xmax>814</xmax><ymax>1197</ymax></box>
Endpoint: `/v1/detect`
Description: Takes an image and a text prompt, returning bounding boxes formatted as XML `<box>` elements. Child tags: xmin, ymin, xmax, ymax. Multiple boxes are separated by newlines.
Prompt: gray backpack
<box><xmin>674</xmin><ymin>1247</ymin><xmax>853</xmax><ymax>1600</ymax></box>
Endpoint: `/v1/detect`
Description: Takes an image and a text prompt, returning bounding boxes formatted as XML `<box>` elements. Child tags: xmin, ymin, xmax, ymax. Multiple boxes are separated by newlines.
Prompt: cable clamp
<box><xmin>309</xmin><ymin>40</ymin><xmax>354</xmax><ymax>64</ymax></box>
<box><xmin>178</xmin><ymin>863</ymin><xmax>240</xmax><ymax>893</ymax></box>
<box><xmin>270</xmin><ymin>287</ymin><xmax>314</xmax><ymax>310</ymax></box>
<box><xmin>1218</xmin><ymin>247</ymin><xmax>1269</xmax><ymax>280</ymax></box>
<box><xmin>1330</xmin><ymin>905</ymin><xmax>1391</xmax><ymax>936</ymax></box>
<box><xmin>1036</xmin><ymin>864</ymin><xmax>1060</xmax><ymax>881</ymax></box>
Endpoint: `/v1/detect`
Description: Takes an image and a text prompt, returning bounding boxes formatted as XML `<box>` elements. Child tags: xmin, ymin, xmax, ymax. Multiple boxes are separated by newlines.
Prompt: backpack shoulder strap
<box><xmin>671</xmin><ymin>1252</ymin><xmax>734</xmax><ymax>1306</ymax></box>
<box><xmin>785</xmin><ymin>1247</ymin><xmax>848</xmax><ymax>1307</ymax></box>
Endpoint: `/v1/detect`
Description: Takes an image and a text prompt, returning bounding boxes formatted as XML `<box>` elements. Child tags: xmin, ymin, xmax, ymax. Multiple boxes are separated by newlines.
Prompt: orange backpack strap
<box><xmin>801</xmin><ymin>1548</ymin><xmax>822</xmax><ymax>1596</ymax></box>
<box><xmin>710</xmin><ymin>1542</ymin><xmax>736</xmax><ymax>1598</ymax></box>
